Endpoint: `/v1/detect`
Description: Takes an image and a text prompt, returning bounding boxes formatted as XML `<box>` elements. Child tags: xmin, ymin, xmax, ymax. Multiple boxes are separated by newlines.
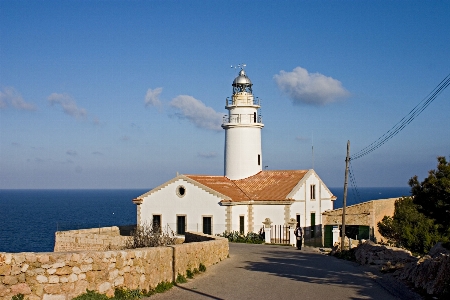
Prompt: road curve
<box><xmin>145</xmin><ymin>243</ymin><xmax>421</xmax><ymax>300</ymax></box>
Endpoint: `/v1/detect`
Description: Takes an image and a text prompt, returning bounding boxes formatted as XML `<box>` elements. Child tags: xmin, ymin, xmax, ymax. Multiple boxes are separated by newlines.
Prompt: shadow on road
<box><xmin>240</xmin><ymin>246</ymin><xmax>405</xmax><ymax>300</ymax></box>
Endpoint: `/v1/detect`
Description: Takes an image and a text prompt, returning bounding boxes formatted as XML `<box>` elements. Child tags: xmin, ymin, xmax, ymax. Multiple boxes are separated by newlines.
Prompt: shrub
<box><xmin>125</xmin><ymin>222</ymin><xmax>176</xmax><ymax>249</ymax></box>
<box><xmin>378</xmin><ymin>197</ymin><xmax>442</xmax><ymax>254</ymax></box>
<box><xmin>218</xmin><ymin>231</ymin><xmax>264</xmax><ymax>244</ymax></box>
<box><xmin>74</xmin><ymin>283</ymin><xmax>176</xmax><ymax>300</ymax></box>
<box><xmin>112</xmin><ymin>287</ymin><xmax>142</xmax><ymax>300</ymax></box>
<box><xmin>11</xmin><ymin>294</ymin><xmax>25</xmax><ymax>300</ymax></box>
<box><xmin>152</xmin><ymin>281</ymin><xmax>174</xmax><ymax>294</ymax></box>
<box><xmin>176</xmin><ymin>273</ymin><xmax>187</xmax><ymax>284</ymax></box>
<box><xmin>199</xmin><ymin>263</ymin><xmax>206</xmax><ymax>272</ymax></box>
<box><xmin>72</xmin><ymin>290</ymin><xmax>109</xmax><ymax>300</ymax></box>
<box><xmin>186</xmin><ymin>269</ymin><xmax>194</xmax><ymax>279</ymax></box>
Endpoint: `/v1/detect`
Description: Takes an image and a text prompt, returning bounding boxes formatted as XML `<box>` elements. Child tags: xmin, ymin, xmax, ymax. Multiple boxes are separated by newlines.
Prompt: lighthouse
<box><xmin>222</xmin><ymin>68</ymin><xmax>264</xmax><ymax>180</ymax></box>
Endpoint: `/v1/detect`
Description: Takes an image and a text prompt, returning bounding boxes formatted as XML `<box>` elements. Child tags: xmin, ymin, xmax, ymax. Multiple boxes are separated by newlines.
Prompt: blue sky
<box><xmin>1</xmin><ymin>0</ymin><xmax>449</xmax><ymax>189</ymax></box>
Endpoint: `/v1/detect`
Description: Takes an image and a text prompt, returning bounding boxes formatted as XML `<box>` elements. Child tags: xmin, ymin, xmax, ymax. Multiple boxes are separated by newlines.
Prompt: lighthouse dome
<box><xmin>232</xmin><ymin>69</ymin><xmax>252</xmax><ymax>86</ymax></box>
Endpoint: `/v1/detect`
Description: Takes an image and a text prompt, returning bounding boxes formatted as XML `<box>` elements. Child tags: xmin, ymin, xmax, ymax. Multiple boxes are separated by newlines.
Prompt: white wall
<box><xmin>290</xmin><ymin>201</ymin><xmax>306</xmax><ymax>227</ymax></box>
<box><xmin>253</xmin><ymin>204</ymin><xmax>285</xmax><ymax>228</ymax></box>
<box><xmin>224</xmin><ymin>127</ymin><xmax>262</xmax><ymax>180</ymax></box>
<box><xmin>140</xmin><ymin>179</ymin><xmax>226</xmax><ymax>235</ymax></box>
<box><xmin>230</xmin><ymin>205</ymin><xmax>248</xmax><ymax>232</ymax></box>
<box><xmin>290</xmin><ymin>172</ymin><xmax>334</xmax><ymax>227</ymax></box>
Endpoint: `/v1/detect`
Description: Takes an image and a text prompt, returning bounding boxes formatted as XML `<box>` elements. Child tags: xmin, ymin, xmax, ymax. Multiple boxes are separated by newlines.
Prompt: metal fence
<box><xmin>268</xmin><ymin>225</ymin><xmax>291</xmax><ymax>244</ymax></box>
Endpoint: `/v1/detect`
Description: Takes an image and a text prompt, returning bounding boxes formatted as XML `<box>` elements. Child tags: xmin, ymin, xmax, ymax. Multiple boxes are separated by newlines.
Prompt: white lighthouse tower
<box><xmin>222</xmin><ymin>68</ymin><xmax>264</xmax><ymax>180</ymax></box>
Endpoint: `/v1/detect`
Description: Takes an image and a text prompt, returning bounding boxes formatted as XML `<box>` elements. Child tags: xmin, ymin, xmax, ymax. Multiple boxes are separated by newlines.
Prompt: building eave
<box><xmin>134</xmin><ymin>174</ymin><xmax>232</xmax><ymax>203</ymax></box>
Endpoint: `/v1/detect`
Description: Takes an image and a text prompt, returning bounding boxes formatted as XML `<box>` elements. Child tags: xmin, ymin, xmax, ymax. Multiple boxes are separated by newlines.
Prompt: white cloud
<box><xmin>48</xmin><ymin>93</ymin><xmax>87</xmax><ymax>119</ymax></box>
<box><xmin>274</xmin><ymin>67</ymin><xmax>350</xmax><ymax>106</ymax></box>
<box><xmin>0</xmin><ymin>87</ymin><xmax>36</xmax><ymax>111</ymax></box>
<box><xmin>145</xmin><ymin>87</ymin><xmax>163</xmax><ymax>107</ymax></box>
<box><xmin>170</xmin><ymin>95</ymin><xmax>223</xmax><ymax>131</ymax></box>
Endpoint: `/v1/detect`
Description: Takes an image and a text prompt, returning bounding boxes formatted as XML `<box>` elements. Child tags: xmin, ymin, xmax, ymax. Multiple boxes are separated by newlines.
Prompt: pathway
<box><xmin>145</xmin><ymin>243</ymin><xmax>421</xmax><ymax>300</ymax></box>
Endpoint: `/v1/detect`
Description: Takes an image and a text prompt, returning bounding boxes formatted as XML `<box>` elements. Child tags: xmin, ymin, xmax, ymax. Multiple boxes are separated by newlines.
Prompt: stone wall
<box><xmin>54</xmin><ymin>227</ymin><xmax>129</xmax><ymax>252</ymax></box>
<box><xmin>0</xmin><ymin>232</ymin><xmax>229</xmax><ymax>300</ymax></box>
<box><xmin>353</xmin><ymin>241</ymin><xmax>450</xmax><ymax>297</ymax></box>
<box><xmin>172</xmin><ymin>233</ymin><xmax>228</xmax><ymax>279</ymax></box>
<box><xmin>322</xmin><ymin>198</ymin><xmax>397</xmax><ymax>242</ymax></box>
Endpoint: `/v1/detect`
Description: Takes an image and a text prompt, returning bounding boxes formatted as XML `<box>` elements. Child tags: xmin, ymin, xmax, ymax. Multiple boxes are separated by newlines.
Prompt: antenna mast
<box><xmin>312</xmin><ymin>131</ymin><xmax>314</xmax><ymax>169</ymax></box>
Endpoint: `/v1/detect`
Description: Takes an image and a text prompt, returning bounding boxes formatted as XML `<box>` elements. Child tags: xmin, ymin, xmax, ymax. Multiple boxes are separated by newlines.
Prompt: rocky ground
<box><xmin>335</xmin><ymin>241</ymin><xmax>450</xmax><ymax>298</ymax></box>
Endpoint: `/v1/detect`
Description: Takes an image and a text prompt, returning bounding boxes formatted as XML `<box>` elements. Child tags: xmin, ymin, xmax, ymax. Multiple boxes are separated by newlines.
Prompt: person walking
<box><xmin>294</xmin><ymin>223</ymin><xmax>303</xmax><ymax>250</ymax></box>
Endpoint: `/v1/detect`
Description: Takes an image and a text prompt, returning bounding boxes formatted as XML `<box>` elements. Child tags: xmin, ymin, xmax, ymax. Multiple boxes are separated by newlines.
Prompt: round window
<box><xmin>176</xmin><ymin>185</ymin><xmax>186</xmax><ymax>198</ymax></box>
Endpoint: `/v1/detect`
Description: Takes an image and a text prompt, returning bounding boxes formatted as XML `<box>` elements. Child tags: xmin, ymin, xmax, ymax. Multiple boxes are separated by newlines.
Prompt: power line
<box><xmin>348</xmin><ymin>160</ymin><xmax>361</xmax><ymax>203</ymax></box>
<box><xmin>351</xmin><ymin>73</ymin><xmax>450</xmax><ymax>161</ymax></box>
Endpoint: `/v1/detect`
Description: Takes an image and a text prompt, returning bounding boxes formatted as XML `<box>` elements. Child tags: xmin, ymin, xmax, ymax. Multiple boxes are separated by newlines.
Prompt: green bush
<box><xmin>152</xmin><ymin>281</ymin><xmax>173</xmax><ymax>294</ymax></box>
<box><xmin>112</xmin><ymin>288</ymin><xmax>142</xmax><ymax>300</ymax></box>
<box><xmin>218</xmin><ymin>231</ymin><xmax>264</xmax><ymax>244</ymax></box>
<box><xmin>73</xmin><ymin>284</ymin><xmax>175</xmax><ymax>300</ymax></box>
<box><xmin>199</xmin><ymin>263</ymin><xmax>206</xmax><ymax>272</ymax></box>
<box><xmin>378</xmin><ymin>197</ymin><xmax>442</xmax><ymax>254</ymax></box>
<box><xmin>11</xmin><ymin>294</ymin><xmax>25</xmax><ymax>300</ymax></box>
<box><xmin>72</xmin><ymin>290</ymin><xmax>109</xmax><ymax>300</ymax></box>
<box><xmin>186</xmin><ymin>269</ymin><xmax>194</xmax><ymax>279</ymax></box>
<box><xmin>176</xmin><ymin>273</ymin><xmax>187</xmax><ymax>284</ymax></box>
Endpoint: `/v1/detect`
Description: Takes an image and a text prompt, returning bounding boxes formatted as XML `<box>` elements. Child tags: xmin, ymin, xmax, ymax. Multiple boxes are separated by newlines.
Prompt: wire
<box><xmin>348</xmin><ymin>160</ymin><xmax>361</xmax><ymax>203</ymax></box>
<box><xmin>351</xmin><ymin>73</ymin><xmax>450</xmax><ymax>161</ymax></box>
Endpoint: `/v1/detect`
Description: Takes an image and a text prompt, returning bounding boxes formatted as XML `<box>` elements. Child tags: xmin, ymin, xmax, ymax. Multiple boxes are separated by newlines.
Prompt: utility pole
<box><xmin>341</xmin><ymin>140</ymin><xmax>350</xmax><ymax>250</ymax></box>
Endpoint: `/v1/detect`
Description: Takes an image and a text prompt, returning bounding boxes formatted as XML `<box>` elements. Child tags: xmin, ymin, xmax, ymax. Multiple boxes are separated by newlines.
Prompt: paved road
<box><xmin>145</xmin><ymin>243</ymin><xmax>421</xmax><ymax>300</ymax></box>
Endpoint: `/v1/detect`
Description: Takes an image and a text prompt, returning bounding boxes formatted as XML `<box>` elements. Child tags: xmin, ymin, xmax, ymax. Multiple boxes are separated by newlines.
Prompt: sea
<box><xmin>0</xmin><ymin>187</ymin><xmax>411</xmax><ymax>253</ymax></box>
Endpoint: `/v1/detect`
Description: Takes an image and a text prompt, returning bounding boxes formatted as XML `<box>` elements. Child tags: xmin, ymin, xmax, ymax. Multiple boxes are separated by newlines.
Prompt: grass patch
<box><xmin>186</xmin><ymin>269</ymin><xmax>194</xmax><ymax>279</ymax></box>
<box><xmin>218</xmin><ymin>231</ymin><xmax>264</xmax><ymax>244</ymax></box>
<box><xmin>176</xmin><ymin>273</ymin><xmax>187</xmax><ymax>284</ymax></box>
<box><xmin>72</xmin><ymin>290</ymin><xmax>109</xmax><ymax>300</ymax></box>
<box><xmin>73</xmin><ymin>283</ymin><xmax>175</xmax><ymax>300</ymax></box>
<box><xmin>199</xmin><ymin>263</ymin><xmax>206</xmax><ymax>272</ymax></box>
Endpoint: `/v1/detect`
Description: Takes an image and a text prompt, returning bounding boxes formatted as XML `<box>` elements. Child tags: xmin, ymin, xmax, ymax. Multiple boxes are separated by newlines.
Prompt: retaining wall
<box><xmin>0</xmin><ymin>232</ymin><xmax>229</xmax><ymax>300</ymax></box>
<box><xmin>54</xmin><ymin>227</ymin><xmax>129</xmax><ymax>252</ymax></box>
<box><xmin>322</xmin><ymin>198</ymin><xmax>397</xmax><ymax>242</ymax></box>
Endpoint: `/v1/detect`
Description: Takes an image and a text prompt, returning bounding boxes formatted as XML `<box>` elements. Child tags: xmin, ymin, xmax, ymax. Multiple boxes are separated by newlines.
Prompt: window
<box><xmin>177</xmin><ymin>215</ymin><xmax>186</xmax><ymax>235</ymax></box>
<box><xmin>176</xmin><ymin>185</ymin><xmax>186</xmax><ymax>198</ymax></box>
<box><xmin>152</xmin><ymin>215</ymin><xmax>161</xmax><ymax>232</ymax></box>
<box><xmin>296</xmin><ymin>214</ymin><xmax>301</xmax><ymax>227</ymax></box>
<box><xmin>310</xmin><ymin>184</ymin><xmax>316</xmax><ymax>200</ymax></box>
<box><xmin>310</xmin><ymin>212</ymin><xmax>316</xmax><ymax>238</ymax></box>
<box><xmin>253</xmin><ymin>112</ymin><xmax>256</xmax><ymax>123</ymax></box>
<box><xmin>203</xmin><ymin>216</ymin><xmax>212</xmax><ymax>235</ymax></box>
<box><xmin>258</xmin><ymin>154</ymin><xmax>261</xmax><ymax>166</ymax></box>
<box><xmin>239</xmin><ymin>216</ymin><xmax>245</xmax><ymax>234</ymax></box>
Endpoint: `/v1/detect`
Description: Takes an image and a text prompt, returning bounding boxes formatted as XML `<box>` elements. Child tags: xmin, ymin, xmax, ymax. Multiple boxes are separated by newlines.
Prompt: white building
<box><xmin>133</xmin><ymin>68</ymin><xmax>336</xmax><ymax>237</ymax></box>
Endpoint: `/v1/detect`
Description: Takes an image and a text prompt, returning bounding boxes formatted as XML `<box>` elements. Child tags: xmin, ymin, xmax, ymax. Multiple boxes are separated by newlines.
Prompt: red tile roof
<box><xmin>185</xmin><ymin>170</ymin><xmax>309</xmax><ymax>202</ymax></box>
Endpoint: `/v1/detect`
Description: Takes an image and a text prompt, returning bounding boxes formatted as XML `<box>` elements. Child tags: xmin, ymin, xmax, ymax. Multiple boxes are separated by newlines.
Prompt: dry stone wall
<box><xmin>54</xmin><ymin>227</ymin><xmax>129</xmax><ymax>252</ymax></box>
<box><xmin>322</xmin><ymin>198</ymin><xmax>397</xmax><ymax>242</ymax></box>
<box><xmin>0</xmin><ymin>232</ymin><xmax>229</xmax><ymax>300</ymax></box>
<box><xmin>353</xmin><ymin>241</ymin><xmax>450</xmax><ymax>297</ymax></box>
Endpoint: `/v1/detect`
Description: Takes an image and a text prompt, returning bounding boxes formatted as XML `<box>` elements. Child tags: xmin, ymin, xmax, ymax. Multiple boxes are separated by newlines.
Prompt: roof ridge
<box><xmin>230</xmin><ymin>179</ymin><xmax>252</xmax><ymax>201</ymax></box>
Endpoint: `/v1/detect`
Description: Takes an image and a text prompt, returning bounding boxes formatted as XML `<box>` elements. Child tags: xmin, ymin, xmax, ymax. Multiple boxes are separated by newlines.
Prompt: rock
<box><xmin>10</xmin><ymin>283</ymin><xmax>32</xmax><ymax>295</ymax></box>
<box><xmin>428</xmin><ymin>242</ymin><xmax>449</xmax><ymax>258</ymax></box>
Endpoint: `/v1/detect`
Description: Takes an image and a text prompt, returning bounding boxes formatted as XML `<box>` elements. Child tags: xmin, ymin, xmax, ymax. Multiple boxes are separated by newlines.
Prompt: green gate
<box><xmin>358</xmin><ymin>226</ymin><xmax>370</xmax><ymax>240</ymax></box>
<box><xmin>324</xmin><ymin>225</ymin><xmax>333</xmax><ymax>248</ymax></box>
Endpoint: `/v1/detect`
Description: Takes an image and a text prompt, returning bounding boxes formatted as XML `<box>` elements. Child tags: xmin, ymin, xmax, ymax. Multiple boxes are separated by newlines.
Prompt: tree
<box><xmin>409</xmin><ymin>156</ymin><xmax>450</xmax><ymax>236</ymax></box>
<box><xmin>377</xmin><ymin>197</ymin><xmax>441</xmax><ymax>254</ymax></box>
